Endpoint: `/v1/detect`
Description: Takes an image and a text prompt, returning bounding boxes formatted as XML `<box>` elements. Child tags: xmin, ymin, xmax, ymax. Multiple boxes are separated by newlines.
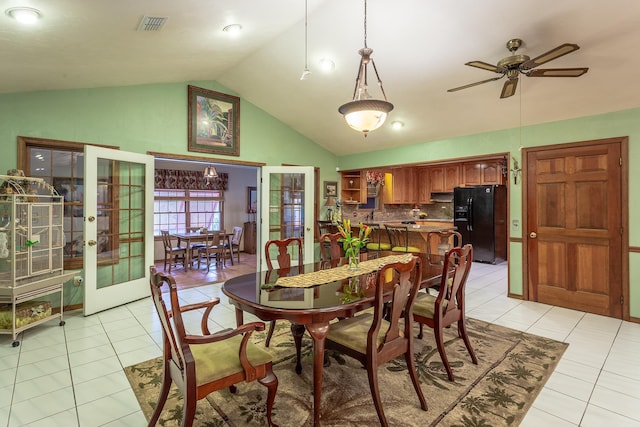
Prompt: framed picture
<box><xmin>247</xmin><ymin>186</ymin><xmax>257</xmax><ymax>213</ymax></box>
<box><xmin>187</xmin><ymin>85</ymin><xmax>240</xmax><ymax>156</ymax></box>
<box><xmin>324</xmin><ymin>181</ymin><xmax>337</xmax><ymax>198</ymax></box>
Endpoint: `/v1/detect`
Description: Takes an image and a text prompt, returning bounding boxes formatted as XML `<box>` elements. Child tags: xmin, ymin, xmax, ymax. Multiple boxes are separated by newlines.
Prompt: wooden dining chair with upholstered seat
<box><xmin>325</xmin><ymin>256</ymin><xmax>427</xmax><ymax>426</ymax></box>
<box><xmin>197</xmin><ymin>231</ymin><xmax>224</xmax><ymax>272</ymax></box>
<box><xmin>148</xmin><ymin>267</ymin><xmax>279</xmax><ymax>427</ymax></box>
<box><xmin>384</xmin><ymin>224</ymin><xmax>421</xmax><ymax>253</ymax></box>
<box><xmin>319</xmin><ymin>232</ymin><xmax>343</xmax><ymax>268</ymax></box>
<box><xmin>413</xmin><ymin>244</ymin><xmax>477</xmax><ymax>381</ymax></box>
<box><xmin>426</xmin><ymin>229</ymin><xmax>462</xmax><ymax>266</ymax></box>
<box><xmin>161</xmin><ymin>230</ymin><xmax>187</xmax><ymax>273</ymax></box>
<box><xmin>264</xmin><ymin>237</ymin><xmax>304</xmax><ymax>346</ymax></box>
<box><xmin>225</xmin><ymin>226</ymin><xmax>244</xmax><ymax>264</ymax></box>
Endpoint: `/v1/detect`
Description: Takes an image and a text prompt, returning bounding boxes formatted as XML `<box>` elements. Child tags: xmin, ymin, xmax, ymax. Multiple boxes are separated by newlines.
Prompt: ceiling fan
<box><xmin>448</xmin><ymin>38</ymin><xmax>589</xmax><ymax>98</ymax></box>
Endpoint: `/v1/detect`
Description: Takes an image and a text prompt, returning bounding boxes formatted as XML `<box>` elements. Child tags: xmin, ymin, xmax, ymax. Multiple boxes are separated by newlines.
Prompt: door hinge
<box><xmin>620</xmin><ymin>295</ymin><xmax>624</xmax><ymax>305</ymax></box>
<box><xmin>620</xmin><ymin>227</ymin><xmax>623</xmax><ymax>236</ymax></box>
<box><xmin>620</xmin><ymin>157</ymin><xmax>623</xmax><ymax>166</ymax></box>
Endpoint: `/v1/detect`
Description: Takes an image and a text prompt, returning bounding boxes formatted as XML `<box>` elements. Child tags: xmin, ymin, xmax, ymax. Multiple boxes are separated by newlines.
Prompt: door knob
<box><xmin>87</xmin><ymin>240</ymin><xmax>97</xmax><ymax>246</ymax></box>
<box><xmin>529</xmin><ymin>232</ymin><xmax>537</xmax><ymax>239</ymax></box>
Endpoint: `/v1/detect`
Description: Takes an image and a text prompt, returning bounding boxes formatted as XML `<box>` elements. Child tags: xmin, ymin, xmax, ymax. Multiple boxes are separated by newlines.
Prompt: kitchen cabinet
<box><xmin>340</xmin><ymin>170</ymin><xmax>366</xmax><ymax>204</ymax></box>
<box><xmin>389</xmin><ymin>167</ymin><xmax>416</xmax><ymax>204</ymax></box>
<box><xmin>425</xmin><ymin>165</ymin><xmax>460</xmax><ymax>198</ymax></box>
<box><xmin>462</xmin><ymin>160</ymin><xmax>504</xmax><ymax>186</ymax></box>
<box><xmin>416</xmin><ymin>168</ymin><xmax>431</xmax><ymax>203</ymax></box>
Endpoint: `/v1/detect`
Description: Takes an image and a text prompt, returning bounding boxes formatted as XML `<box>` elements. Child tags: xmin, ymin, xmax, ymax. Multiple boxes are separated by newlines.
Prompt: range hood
<box><xmin>430</xmin><ymin>192</ymin><xmax>454</xmax><ymax>203</ymax></box>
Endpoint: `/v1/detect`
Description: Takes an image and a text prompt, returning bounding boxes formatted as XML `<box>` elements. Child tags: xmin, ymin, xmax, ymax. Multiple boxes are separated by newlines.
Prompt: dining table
<box><xmin>221</xmin><ymin>251</ymin><xmax>445</xmax><ymax>426</ymax></box>
<box><xmin>171</xmin><ymin>231</ymin><xmax>235</xmax><ymax>269</ymax></box>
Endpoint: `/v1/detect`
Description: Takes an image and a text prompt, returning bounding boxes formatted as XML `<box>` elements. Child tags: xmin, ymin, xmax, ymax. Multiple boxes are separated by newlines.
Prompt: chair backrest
<box><xmin>204</xmin><ymin>230</ymin><xmax>222</xmax><ymax>249</ymax></box>
<box><xmin>231</xmin><ymin>226</ymin><xmax>243</xmax><ymax>245</ymax></box>
<box><xmin>316</xmin><ymin>220</ymin><xmax>337</xmax><ymax>236</ymax></box>
<box><xmin>149</xmin><ymin>266</ymin><xmax>188</xmax><ymax>370</ymax></box>
<box><xmin>265</xmin><ymin>237</ymin><xmax>304</xmax><ymax>269</ymax></box>
<box><xmin>160</xmin><ymin>230</ymin><xmax>173</xmax><ymax>250</ymax></box>
<box><xmin>384</xmin><ymin>225</ymin><xmax>410</xmax><ymax>250</ymax></box>
<box><xmin>363</xmin><ymin>222</ymin><xmax>383</xmax><ymax>246</ymax></box>
<box><xmin>371</xmin><ymin>256</ymin><xmax>422</xmax><ymax>352</ymax></box>
<box><xmin>427</xmin><ymin>230</ymin><xmax>462</xmax><ymax>264</ymax></box>
<box><xmin>319</xmin><ymin>232</ymin><xmax>342</xmax><ymax>264</ymax></box>
<box><xmin>436</xmin><ymin>244</ymin><xmax>473</xmax><ymax>318</ymax></box>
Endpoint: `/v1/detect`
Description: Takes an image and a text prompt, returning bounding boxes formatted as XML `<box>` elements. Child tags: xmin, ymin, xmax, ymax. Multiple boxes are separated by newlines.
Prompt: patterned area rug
<box><xmin>125</xmin><ymin>318</ymin><xmax>567</xmax><ymax>426</ymax></box>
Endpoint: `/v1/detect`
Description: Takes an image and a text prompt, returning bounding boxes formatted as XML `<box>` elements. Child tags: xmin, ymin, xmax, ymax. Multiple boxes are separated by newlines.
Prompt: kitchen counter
<box><xmin>353</xmin><ymin>221</ymin><xmax>456</xmax><ymax>253</ymax></box>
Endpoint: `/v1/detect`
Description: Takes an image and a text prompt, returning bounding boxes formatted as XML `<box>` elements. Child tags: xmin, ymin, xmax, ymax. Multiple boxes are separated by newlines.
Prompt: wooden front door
<box><xmin>525</xmin><ymin>139</ymin><xmax>624</xmax><ymax>317</ymax></box>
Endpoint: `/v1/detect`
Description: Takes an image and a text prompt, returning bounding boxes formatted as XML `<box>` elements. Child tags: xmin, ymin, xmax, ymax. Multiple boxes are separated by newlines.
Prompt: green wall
<box><xmin>338</xmin><ymin>107</ymin><xmax>640</xmax><ymax>318</ymax></box>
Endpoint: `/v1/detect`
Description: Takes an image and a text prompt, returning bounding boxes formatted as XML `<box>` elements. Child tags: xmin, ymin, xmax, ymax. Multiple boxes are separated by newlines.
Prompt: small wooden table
<box><xmin>171</xmin><ymin>231</ymin><xmax>235</xmax><ymax>269</ymax></box>
<box><xmin>222</xmin><ymin>252</ymin><xmax>443</xmax><ymax>426</ymax></box>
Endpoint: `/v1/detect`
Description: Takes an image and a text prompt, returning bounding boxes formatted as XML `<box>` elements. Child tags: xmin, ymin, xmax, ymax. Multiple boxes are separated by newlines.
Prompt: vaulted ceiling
<box><xmin>3</xmin><ymin>0</ymin><xmax>640</xmax><ymax>156</ymax></box>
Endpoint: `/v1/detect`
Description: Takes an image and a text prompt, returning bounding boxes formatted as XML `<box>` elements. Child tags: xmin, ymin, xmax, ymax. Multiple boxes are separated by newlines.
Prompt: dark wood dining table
<box><xmin>171</xmin><ymin>231</ymin><xmax>235</xmax><ymax>269</ymax></box>
<box><xmin>221</xmin><ymin>251</ymin><xmax>444</xmax><ymax>426</ymax></box>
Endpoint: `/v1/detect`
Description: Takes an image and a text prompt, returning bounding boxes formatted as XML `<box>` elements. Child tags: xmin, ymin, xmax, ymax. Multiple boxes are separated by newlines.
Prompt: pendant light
<box><xmin>204</xmin><ymin>165</ymin><xmax>218</xmax><ymax>183</ymax></box>
<box><xmin>338</xmin><ymin>0</ymin><xmax>393</xmax><ymax>137</ymax></box>
<box><xmin>300</xmin><ymin>0</ymin><xmax>311</xmax><ymax>80</ymax></box>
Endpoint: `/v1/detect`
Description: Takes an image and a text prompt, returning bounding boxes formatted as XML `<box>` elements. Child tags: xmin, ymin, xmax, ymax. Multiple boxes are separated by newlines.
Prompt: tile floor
<box><xmin>0</xmin><ymin>261</ymin><xmax>639</xmax><ymax>426</ymax></box>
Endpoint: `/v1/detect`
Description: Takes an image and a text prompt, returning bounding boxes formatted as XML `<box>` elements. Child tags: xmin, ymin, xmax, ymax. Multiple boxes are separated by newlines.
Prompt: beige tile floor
<box><xmin>0</xmin><ymin>259</ymin><xmax>639</xmax><ymax>426</ymax></box>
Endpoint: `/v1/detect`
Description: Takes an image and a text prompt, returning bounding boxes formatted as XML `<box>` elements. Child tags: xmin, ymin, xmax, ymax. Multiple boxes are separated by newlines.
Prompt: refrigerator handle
<box><xmin>468</xmin><ymin>197</ymin><xmax>473</xmax><ymax>231</ymax></box>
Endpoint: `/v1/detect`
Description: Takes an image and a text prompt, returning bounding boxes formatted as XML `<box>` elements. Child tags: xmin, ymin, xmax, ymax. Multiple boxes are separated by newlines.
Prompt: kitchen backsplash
<box><xmin>340</xmin><ymin>202</ymin><xmax>453</xmax><ymax>222</ymax></box>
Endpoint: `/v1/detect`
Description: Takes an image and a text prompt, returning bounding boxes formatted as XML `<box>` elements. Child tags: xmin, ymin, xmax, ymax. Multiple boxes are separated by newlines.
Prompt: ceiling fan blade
<box><xmin>521</xmin><ymin>43</ymin><xmax>580</xmax><ymax>69</ymax></box>
<box><xmin>447</xmin><ymin>75</ymin><xmax>505</xmax><ymax>92</ymax></box>
<box><xmin>465</xmin><ymin>61</ymin><xmax>503</xmax><ymax>73</ymax></box>
<box><xmin>527</xmin><ymin>67</ymin><xmax>589</xmax><ymax>77</ymax></box>
<box><xmin>500</xmin><ymin>78</ymin><xmax>518</xmax><ymax>98</ymax></box>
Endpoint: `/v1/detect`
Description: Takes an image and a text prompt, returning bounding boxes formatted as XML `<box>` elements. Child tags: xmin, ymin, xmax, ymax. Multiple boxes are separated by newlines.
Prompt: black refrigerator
<box><xmin>453</xmin><ymin>185</ymin><xmax>507</xmax><ymax>264</ymax></box>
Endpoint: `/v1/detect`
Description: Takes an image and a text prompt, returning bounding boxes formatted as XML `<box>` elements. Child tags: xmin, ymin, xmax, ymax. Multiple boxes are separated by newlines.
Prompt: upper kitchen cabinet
<box><xmin>416</xmin><ymin>168</ymin><xmax>431</xmax><ymax>203</ymax></box>
<box><xmin>462</xmin><ymin>160</ymin><xmax>505</xmax><ymax>186</ymax></box>
<box><xmin>340</xmin><ymin>170</ymin><xmax>366</xmax><ymax>204</ymax></box>
<box><xmin>429</xmin><ymin>165</ymin><xmax>460</xmax><ymax>193</ymax></box>
<box><xmin>388</xmin><ymin>167</ymin><xmax>416</xmax><ymax>204</ymax></box>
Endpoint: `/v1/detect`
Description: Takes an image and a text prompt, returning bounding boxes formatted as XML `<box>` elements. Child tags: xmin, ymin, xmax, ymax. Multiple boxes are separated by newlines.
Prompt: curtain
<box><xmin>154</xmin><ymin>169</ymin><xmax>228</xmax><ymax>190</ymax></box>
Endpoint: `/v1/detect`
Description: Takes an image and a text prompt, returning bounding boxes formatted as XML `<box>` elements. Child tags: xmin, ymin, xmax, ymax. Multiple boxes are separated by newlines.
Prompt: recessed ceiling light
<box><xmin>5</xmin><ymin>7</ymin><xmax>41</xmax><ymax>24</ymax></box>
<box><xmin>391</xmin><ymin>121</ymin><xmax>404</xmax><ymax>130</ymax></box>
<box><xmin>319</xmin><ymin>58</ymin><xmax>335</xmax><ymax>72</ymax></box>
<box><xmin>222</xmin><ymin>24</ymin><xmax>242</xmax><ymax>35</ymax></box>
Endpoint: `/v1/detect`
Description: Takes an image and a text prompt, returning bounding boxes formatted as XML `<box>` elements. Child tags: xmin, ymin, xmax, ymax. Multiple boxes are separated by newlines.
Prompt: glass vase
<box><xmin>348</xmin><ymin>247</ymin><xmax>360</xmax><ymax>271</ymax></box>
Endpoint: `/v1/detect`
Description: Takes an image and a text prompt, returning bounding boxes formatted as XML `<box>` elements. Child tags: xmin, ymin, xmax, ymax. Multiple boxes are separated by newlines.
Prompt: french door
<box><xmin>83</xmin><ymin>146</ymin><xmax>154</xmax><ymax>315</ymax></box>
<box><xmin>260</xmin><ymin>166</ymin><xmax>315</xmax><ymax>270</ymax></box>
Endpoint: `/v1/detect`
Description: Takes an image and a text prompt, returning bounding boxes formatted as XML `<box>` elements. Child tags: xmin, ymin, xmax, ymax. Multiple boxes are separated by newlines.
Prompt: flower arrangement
<box><xmin>365</xmin><ymin>171</ymin><xmax>385</xmax><ymax>186</ymax></box>
<box><xmin>337</xmin><ymin>219</ymin><xmax>371</xmax><ymax>269</ymax></box>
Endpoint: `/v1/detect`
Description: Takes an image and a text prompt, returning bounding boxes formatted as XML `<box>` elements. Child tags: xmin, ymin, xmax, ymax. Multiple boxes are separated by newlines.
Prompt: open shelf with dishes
<box><xmin>340</xmin><ymin>170</ymin><xmax>366</xmax><ymax>204</ymax></box>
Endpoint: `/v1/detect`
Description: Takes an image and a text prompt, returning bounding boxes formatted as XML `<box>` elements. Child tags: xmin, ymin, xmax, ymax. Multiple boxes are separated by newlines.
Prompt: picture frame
<box><xmin>187</xmin><ymin>85</ymin><xmax>240</xmax><ymax>156</ymax></box>
<box><xmin>247</xmin><ymin>186</ymin><xmax>257</xmax><ymax>213</ymax></box>
<box><xmin>323</xmin><ymin>181</ymin><xmax>337</xmax><ymax>198</ymax></box>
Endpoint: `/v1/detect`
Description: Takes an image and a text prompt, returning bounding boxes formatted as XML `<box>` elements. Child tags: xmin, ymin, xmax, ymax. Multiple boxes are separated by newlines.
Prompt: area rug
<box><xmin>125</xmin><ymin>318</ymin><xmax>567</xmax><ymax>426</ymax></box>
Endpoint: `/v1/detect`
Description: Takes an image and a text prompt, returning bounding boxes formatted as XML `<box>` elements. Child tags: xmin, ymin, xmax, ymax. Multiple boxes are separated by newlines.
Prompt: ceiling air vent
<box><xmin>137</xmin><ymin>15</ymin><xmax>168</xmax><ymax>32</ymax></box>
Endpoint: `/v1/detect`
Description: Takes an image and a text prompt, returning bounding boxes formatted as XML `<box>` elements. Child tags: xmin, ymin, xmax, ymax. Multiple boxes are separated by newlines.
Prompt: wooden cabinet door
<box><xmin>428</xmin><ymin>167</ymin><xmax>444</xmax><ymax>193</ymax></box>
<box><xmin>391</xmin><ymin>168</ymin><xmax>415</xmax><ymax>203</ymax></box>
<box><xmin>417</xmin><ymin>168</ymin><xmax>431</xmax><ymax>203</ymax></box>
<box><xmin>443</xmin><ymin>165</ymin><xmax>460</xmax><ymax>192</ymax></box>
<box><xmin>463</xmin><ymin>161</ymin><xmax>503</xmax><ymax>186</ymax></box>
<box><xmin>482</xmin><ymin>161</ymin><xmax>503</xmax><ymax>185</ymax></box>
<box><xmin>462</xmin><ymin>162</ymin><xmax>482</xmax><ymax>186</ymax></box>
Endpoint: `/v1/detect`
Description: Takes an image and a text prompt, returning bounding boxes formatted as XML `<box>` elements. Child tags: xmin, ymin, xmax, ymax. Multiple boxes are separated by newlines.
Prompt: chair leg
<box><xmin>458</xmin><ymin>318</ymin><xmax>478</xmax><ymax>365</ymax></box>
<box><xmin>366</xmin><ymin>362</ymin><xmax>388</xmax><ymax>427</ymax></box>
<box><xmin>148</xmin><ymin>363</ymin><xmax>172</xmax><ymax>427</ymax></box>
<box><xmin>182</xmin><ymin>386</ymin><xmax>197</xmax><ymax>427</ymax></box>
<box><xmin>163</xmin><ymin>254</ymin><xmax>168</xmax><ymax>272</ymax></box>
<box><xmin>417</xmin><ymin>323</ymin><xmax>424</xmax><ymax>339</ymax></box>
<box><xmin>265</xmin><ymin>320</ymin><xmax>276</xmax><ymax>348</ymax></box>
<box><xmin>405</xmin><ymin>344</ymin><xmax>428</xmax><ymax>411</ymax></box>
<box><xmin>434</xmin><ymin>325</ymin><xmax>454</xmax><ymax>381</ymax></box>
<box><xmin>291</xmin><ymin>323</ymin><xmax>305</xmax><ymax>375</ymax></box>
<box><xmin>258</xmin><ymin>365</ymin><xmax>279</xmax><ymax>427</ymax></box>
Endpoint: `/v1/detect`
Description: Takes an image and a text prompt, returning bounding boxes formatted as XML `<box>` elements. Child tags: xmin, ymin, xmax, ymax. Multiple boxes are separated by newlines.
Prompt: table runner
<box><xmin>274</xmin><ymin>253</ymin><xmax>414</xmax><ymax>288</ymax></box>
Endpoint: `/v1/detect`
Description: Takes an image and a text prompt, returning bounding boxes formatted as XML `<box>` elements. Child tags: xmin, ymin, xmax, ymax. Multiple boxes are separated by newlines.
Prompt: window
<box><xmin>154</xmin><ymin>189</ymin><xmax>223</xmax><ymax>235</ymax></box>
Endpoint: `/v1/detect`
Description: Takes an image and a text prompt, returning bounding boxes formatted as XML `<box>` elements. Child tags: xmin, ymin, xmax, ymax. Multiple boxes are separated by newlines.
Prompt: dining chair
<box><xmin>148</xmin><ymin>267</ymin><xmax>279</xmax><ymax>427</ymax></box>
<box><xmin>316</xmin><ymin>220</ymin><xmax>337</xmax><ymax>236</ymax></box>
<box><xmin>325</xmin><ymin>256</ymin><xmax>427</xmax><ymax>426</ymax></box>
<box><xmin>319</xmin><ymin>231</ymin><xmax>342</xmax><ymax>268</ymax></box>
<box><xmin>225</xmin><ymin>226</ymin><xmax>244</xmax><ymax>264</ymax></box>
<box><xmin>384</xmin><ymin>224</ymin><xmax>421</xmax><ymax>253</ymax></box>
<box><xmin>197</xmin><ymin>231</ymin><xmax>224</xmax><ymax>272</ymax></box>
<box><xmin>264</xmin><ymin>237</ymin><xmax>304</xmax><ymax>349</ymax></box>
<box><xmin>413</xmin><ymin>244</ymin><xmax>477</xmax><ymax>381</ymax></box>
<box><xmin>160</xmin><ymin>230</ymin><xmax>187</xmax><ymax>273</ymax></box>
<box><xmin>363</xmin><ymin>222</ymin><xmax>391</xmax><ymax>252</ymax></box>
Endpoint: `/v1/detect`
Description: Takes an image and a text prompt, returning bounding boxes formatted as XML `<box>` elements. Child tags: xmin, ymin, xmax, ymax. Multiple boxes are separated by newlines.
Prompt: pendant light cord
<box><xmin>304</xmin><ymin>0</ymin><xmax>308</xmax><ymax>68</ymax></box>
<box><xmin>363</xmin><ymin>0</ymin><xmax>368</xmax><ymax>48</ymax></box>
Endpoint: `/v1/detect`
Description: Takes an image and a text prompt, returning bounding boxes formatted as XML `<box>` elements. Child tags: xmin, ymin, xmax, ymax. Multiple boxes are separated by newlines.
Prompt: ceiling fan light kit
<box><xmin>338</xmin><ymin>0</ymin><xmax>393</xmax><ymax>137</ymax></box>
<box><xmin>448</xmin><ymin>38</ymin><xmax>589</xmax><ymax>98</ymax></box>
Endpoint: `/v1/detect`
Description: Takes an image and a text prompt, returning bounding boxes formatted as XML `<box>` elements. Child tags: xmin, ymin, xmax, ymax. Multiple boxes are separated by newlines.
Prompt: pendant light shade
<box><xmin>204</xmin><ymin>166</ymin><xmax>218</xmax><ymax>182</ymax></box>
<box><xmin>338</xmin><ymin>1</ymin><xmax>393</xmax><ymax>137</ymax></box>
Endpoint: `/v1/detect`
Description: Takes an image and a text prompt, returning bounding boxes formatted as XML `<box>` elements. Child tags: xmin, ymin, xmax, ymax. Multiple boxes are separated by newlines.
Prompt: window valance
<box><xmin>154</xmin><ymin>169</ymin><xmax>228</xmax><ymax>191</ymax></box>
